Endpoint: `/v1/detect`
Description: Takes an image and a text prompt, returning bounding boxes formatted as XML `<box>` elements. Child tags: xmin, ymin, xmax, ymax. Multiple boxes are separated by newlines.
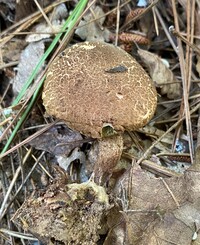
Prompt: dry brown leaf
<box><xmin>140</xmin><ymin>125</ymin><xmax>174</xmax><ymax>145</ymax></box>
<box><xmin>138</xmin><ymin>49</ymin><xmax>181</xmax><ymax>99</ymax></box>
<box><xmin>139</xmin><ymin>200</ymin><xmax>200</xmax><ymax>245</ymax></box>
<box><xmin>1</xmin><ymin>38</ymin><xmax>26</xmax><ymax>63</ymax></box>
<box><xmin>29</xmin><ymin>125</ymin><xmax>83</xmax><ymax>156</ymax></box>
<box><xmin>105</xmin><ymin>165</ymin><xmax>200</xmax><ymax>244</ymax></box>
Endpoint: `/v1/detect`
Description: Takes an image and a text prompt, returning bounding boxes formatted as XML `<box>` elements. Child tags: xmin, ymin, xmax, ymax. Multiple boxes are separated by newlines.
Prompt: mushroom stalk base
<box><xmin>91</xmin><ymin>135</ymin><xmax>123</xmax><ymax>185</ymax></box>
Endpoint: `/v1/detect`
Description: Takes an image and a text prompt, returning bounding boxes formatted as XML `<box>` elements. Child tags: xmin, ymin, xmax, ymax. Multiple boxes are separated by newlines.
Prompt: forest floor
<box><xmin>0</xmin><ymin>0</ymin><xmax>200</xmax><ymax>244</ymax></box>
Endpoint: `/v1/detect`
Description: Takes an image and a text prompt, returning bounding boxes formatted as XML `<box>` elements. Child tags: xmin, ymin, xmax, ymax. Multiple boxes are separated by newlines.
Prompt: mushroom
<box><xmin>42</xmin><ymin>41</ymin><xmax>157</xmax><ymax>184</ymax></box>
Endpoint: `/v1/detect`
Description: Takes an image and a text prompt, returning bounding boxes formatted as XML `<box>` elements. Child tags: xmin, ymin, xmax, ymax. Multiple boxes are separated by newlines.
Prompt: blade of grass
<box><xmin>1</xmin><ymin>0</ymin><xmax>88</xmax><ymax>156</ymax></box>
<box><xmin>13</xmin><ymin>0</ymin><xmax>88</xmax><ymax>106</ymax></box>
<box><xmin>1</xmin><ymin>78</ymin><xmax>44</xmax><ymax>155</ymax></box>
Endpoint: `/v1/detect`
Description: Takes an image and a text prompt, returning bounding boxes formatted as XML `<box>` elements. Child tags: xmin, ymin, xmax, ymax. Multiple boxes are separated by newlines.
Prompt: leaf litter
<box><xmin>1</xmin><ymin>1</ymin><xmax>200</xmax><ymax>245</ymax></box>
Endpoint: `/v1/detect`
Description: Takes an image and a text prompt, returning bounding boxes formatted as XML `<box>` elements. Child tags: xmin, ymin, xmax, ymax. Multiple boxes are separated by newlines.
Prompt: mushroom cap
<box><xmin>42</xmin><ymin>41</ymin><xmax>157</xmax><ymax>138</ymax></box>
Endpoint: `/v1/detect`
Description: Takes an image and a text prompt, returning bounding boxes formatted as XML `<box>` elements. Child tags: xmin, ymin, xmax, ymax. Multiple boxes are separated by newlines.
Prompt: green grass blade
<box><xmin>1</xmin><ymin>78</ymin><xmax>45</xmax><ymax>155</ymax></box>
<box><xmin>13</xmin><ymin>0</ymin><xmax>88</xmax><ymax>106</ymax></box>
<box><xmin>1</xmin><ymin>0</ymin><xmax>88</xmax><ymax>156</ymax></box>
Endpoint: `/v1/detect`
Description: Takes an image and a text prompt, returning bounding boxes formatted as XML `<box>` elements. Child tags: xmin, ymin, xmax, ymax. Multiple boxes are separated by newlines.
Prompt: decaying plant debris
<box><xmin>1</xmin><ymin>0</ymin><xmax>200</xmax><ymax>244</ymax></box>
<box><xmin>12</xmin><ymin>176</ymin><xmax>110</xmax><ymax>245</ymax></box>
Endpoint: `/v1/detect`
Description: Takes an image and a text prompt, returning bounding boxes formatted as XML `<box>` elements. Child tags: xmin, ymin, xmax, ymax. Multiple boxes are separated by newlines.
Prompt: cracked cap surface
<box><xmin>42</xmin><ymin>41</ymin><xmax>157</xmax><ymax>138</ymax></box>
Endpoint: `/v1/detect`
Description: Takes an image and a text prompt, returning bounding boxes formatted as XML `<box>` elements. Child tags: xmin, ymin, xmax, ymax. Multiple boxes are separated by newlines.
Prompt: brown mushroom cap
<box><xmin>42</xmin><ymin>41</ymin><xmax>157</xmax><ymax>138</ymax></box>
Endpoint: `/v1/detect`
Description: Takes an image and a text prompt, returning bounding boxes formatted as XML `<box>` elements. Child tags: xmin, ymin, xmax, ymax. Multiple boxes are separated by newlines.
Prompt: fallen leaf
<box><xmin>138</xmin><ymin>49</ymin><xmax>181</xmax><ymax>99</ymax></box>
<box><xmin>12</xmin><ymin>41</ymin><xmax>45</xmax><ymax>96</ymax></box>
<box><xmin>75</xmin><ymin>5</ymin><xmax>110</xmax><ymax>42</ymax></box>
<box><xmin>105</xmin><ymin>164</ymin><xmax>200</xmax><ymax>244</ymax></box>
<box><xmin>26</xmin><ymin>4</ymin><xmax>68</xmax><ymax>42</ymax></box>
<box><xmin>29</xmin><ymin>124</ymin><xmax>83</xmax><ymax>156</ymax></box>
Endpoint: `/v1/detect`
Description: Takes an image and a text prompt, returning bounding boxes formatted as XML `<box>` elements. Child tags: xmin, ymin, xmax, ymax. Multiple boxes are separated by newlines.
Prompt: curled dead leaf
<box><xmin>29</xmin><ymin>125</ymin><xmax>83</xmax><ymax>156</ymax></box>
<box><xmin>138</xmin><ymin>49</ymin><xmax>181</xmax><ymax>99</ymax></box>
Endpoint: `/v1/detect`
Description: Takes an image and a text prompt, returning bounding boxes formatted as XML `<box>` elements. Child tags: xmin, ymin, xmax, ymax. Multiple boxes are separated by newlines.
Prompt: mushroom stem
<box><xmin>91</xmin><ymin>135</ymin><xmax>123</xmax><ymax>185</ymax></box>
